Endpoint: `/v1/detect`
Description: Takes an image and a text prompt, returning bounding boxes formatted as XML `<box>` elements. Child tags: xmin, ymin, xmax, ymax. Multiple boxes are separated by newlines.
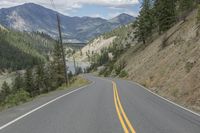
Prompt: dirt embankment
<box><xmin>74</xmin><ymin>36</ymin><xmax>116</xmax><ymax>62</ymax></box>
<box><xmin>119</xmin><ymin>10</ymin><xmax>200</xmax><ymax>113</ymax></box>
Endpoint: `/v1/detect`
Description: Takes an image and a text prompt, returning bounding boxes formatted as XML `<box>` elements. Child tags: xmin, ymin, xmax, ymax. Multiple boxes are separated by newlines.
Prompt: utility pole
<box><xmin>73</xmin><ymin>56</ymin><xmax>77</xmax><ymax>75</ymax></box>
<box><xmin>56</xmin><ymin>14</ymin><xmax>69</xmax><ymax>86</ymax></box>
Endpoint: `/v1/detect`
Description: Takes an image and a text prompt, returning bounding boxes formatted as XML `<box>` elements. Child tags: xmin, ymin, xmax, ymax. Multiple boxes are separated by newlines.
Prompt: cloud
<box><xmin>0</xmin><ymin>0</ymin><xmax>139</xmax><ymax>17</ymax></box>
<box><xmin>0</xmin><ymin>0</ymin><xmax>139</xmax><ymax>10</ymax></box>
<box><xmin>90</xmin><ymin>13</ymin><xmax>106</xmax><ymax>18</ymax></box>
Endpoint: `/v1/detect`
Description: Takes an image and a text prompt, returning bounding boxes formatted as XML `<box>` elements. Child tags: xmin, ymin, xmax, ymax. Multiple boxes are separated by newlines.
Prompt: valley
<box><xmin>0</xmin><ymin>3</ymin><xmax>135</xmax><ymax>43</ymax></box>
<box><xmin>0</xmin><ymin>1</ymin><xmax>200</xmax><ymax>133</ymax></box>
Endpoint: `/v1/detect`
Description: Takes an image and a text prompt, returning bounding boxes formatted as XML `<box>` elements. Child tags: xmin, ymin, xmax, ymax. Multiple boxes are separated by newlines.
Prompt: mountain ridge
<box><xmin>0</xmin><ymin>3</ymin><xmax>135</xmax><ymax>43</ymax></box>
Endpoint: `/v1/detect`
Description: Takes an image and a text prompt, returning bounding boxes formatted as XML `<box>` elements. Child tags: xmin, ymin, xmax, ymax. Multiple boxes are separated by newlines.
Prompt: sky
<box><xmin>0</xmin><ymin>0</ymin><xmax>141</xmax><ymax>19</ymax></box>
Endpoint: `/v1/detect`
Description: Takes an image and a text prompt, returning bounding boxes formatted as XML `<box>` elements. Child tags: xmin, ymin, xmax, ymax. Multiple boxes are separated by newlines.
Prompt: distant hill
<box><xmin>92</xmin><ymin>10</ymin><xmax>200</xmax><ymax>112</ymax></box>
<box><xmin>0</xmin><ymin>29</ymin><xmax>56</xmax><ymax>70</ymax></box>
<box><xmin>0</xmin><ymin>24</ymin><xmax>7</xmax><ymax>31</ymax></box>
<box><xmin>0</xmin><ymin>3</ymin><xmax>135</xmax><ymax>43</ymax></box>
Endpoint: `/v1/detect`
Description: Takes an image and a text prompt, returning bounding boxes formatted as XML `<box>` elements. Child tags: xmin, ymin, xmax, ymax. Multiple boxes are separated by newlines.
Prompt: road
<box><xmin>0</xmin><ymin>75</ymin><xmax>200</xmax><ymax>133</ymax></box>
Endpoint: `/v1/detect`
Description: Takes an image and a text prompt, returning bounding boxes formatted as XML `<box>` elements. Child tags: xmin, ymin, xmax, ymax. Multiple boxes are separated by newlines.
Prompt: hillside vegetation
<box><xmin>0</xmin><ymin>3</ymin><xmax>135</xmax><ymax>42</ymax></box>
<box><xmin>119</xmin><ymin>10</ymin><xmax>200</xmax><ymax>112</ymax></box>
<box><xmin>88</xmin><ymin>0</ymin><xmax>200</xmax><ymax>112</ymax></box>
<box><xmin>0</xmin><ymin>29</ymin><xmax>56</xmax><ymax>71</ymax></box>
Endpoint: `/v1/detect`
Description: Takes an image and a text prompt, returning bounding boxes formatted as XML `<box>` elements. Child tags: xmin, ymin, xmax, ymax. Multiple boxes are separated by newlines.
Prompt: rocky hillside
<box><xmin>0</xmin><ymin>3</ymin><xmax>135</xmax><ymax>43</ymax></box>
<box><xmin>86</xmin><ymin>8</ymin><xmax>200</xmax><ymax>113</ymax></box>
<box><xmin>74</xmin><ymin>36</ymin><xmax>116</xmax><ymax>62</ymax></box>
<box><xmin>115</xmin><ymin>10</ymin><xmax>200</xmax><ymax>112</ymax></box>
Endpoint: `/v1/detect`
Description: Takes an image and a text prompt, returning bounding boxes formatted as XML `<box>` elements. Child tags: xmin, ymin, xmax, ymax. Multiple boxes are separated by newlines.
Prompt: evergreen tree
<box><xmin>134</xmin><ymin>0</ymin><xmax>155</xmax><ymax>44</ymax></box>
<box><xmin>12</xmin><ymin>73</ymin><xmax>24</xmax><ymax>92</ymax></box>
<box><xmin>24</xmin><ymin>69</ymin><xmax>35</xmax><ymax>97</ymax></box>
<box><xmin>35</xmin><ymin>64</ymin><xmax>45</xmax><ymax>94</ymax></box>
<box><xmin>178</xmin><ymin>0</ymin><xmax>193</xmax><ymax>21</ymax></box>
<box><xmin>154</xmin><ymin>0</ymin><xmax>176</xmax><ymax>33</ymax></box>
<box><xmin>0</xmin><ymin>81</ymin><xmax>10</xmax><ymax>102</ymax></box>
<box><xmin>51</xmin><ymin>44</ymin><xmax>65</xmax><ymax>87</ymax></box>
<box><xmin>197</xmin><ymin>4</ymin><xmax>200</xmax><ymax>24</ymax></box>
<box><xmin>41</xmin><ymin>65</ymin><xmax>51</xmax><ymax>92</ymax></box>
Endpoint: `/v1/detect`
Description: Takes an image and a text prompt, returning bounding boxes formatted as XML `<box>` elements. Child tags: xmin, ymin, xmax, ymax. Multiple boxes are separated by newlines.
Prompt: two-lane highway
<box><xmin>0</xmin><ymin>75</ymin><xmax>200</xmax><ymax>133</ymax></box>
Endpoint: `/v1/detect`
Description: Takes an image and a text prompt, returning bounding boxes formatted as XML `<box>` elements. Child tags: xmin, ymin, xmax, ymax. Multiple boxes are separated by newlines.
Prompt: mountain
<box><xmin>0</xmin><ymin>3</ymin><xmax>135</xmax><ymax>43</ymax></box>
<box><xmin>0</xmin><ymin>29</ymin><xmax>56</xmax><ymax>70</ymax></box>
<box><xmin>88</xmin><ymin>9</ymin><xmax>200</xmax><ymax>112</ymax></box>
<box><xmin>0</xmin><ymin>24</ymin><xmax>7</xmax><ymax>31</ymax></box>
<box><xmin>109</xmin><ymin>13</ymin><xmax>136</xmax><ymax>24</ymax></box>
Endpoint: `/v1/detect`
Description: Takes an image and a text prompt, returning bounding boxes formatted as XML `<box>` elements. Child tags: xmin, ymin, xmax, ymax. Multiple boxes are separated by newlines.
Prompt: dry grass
<box><xmin>58</xmin><ymin>76</ymin><xmax>90</xmax><ymax>90</ymax></box>
<box><xmin>119</xmin><ymin>10</ymin><xmax>200</xmax><ymax>113</ymax></box>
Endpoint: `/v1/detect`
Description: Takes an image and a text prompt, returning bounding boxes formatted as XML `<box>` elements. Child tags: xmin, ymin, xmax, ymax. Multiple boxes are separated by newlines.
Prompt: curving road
<box><xmin>0</xmin><ymin>75</ymin><xmax>200</xmax><ymax>133</ymax></box>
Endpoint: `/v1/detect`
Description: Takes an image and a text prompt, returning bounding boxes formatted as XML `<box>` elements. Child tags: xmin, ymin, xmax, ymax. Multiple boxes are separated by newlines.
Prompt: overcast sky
<box><xmin>0</xmin><ymin>0</ymin><xmax>140</xmax><ymax>19</ymax></box>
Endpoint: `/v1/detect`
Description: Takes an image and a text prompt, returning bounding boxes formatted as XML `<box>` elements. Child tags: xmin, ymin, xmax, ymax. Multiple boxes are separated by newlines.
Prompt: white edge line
<box><xmin>128</xmin><ymin>81</ymin><xmax>200</xmax><ymax>117</ymax></box>
<box><xmin>96</xmin><ymin>76</ymin><xmax>200</xmax><ymax>117</ymax></box>
<box><xmin>0</xmin><ymin>81</ymin><xmax>94</xmax><ymax>131</ymax></box>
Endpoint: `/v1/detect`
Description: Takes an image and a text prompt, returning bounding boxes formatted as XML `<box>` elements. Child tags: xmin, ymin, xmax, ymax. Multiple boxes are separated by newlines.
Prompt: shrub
<box><xmin>185</xmin><ymin>62</ymin><xmax>194</xmax><ymax>73</ymax></box>
<box><xmin>197</xmin><ymin>4</ymin><xmax>200</xmax><ymax>24</ymax></box>
<box><xmin>119</xmin><ymin>70</ymin><xmax>128</xmax><ymax>78</ymax></box>
<box><xmin>4</xmin><ymin>90</ymin><xmax>30</xmax><ymax>107</ymax></box>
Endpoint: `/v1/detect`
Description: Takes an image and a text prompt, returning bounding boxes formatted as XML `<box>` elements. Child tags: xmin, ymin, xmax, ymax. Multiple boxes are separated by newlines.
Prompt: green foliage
<box><xmin>88</xmin><ymin>0</ymin><xmax>198</xmax><ymax>76</ymax></box>
<box><xmin>35</xmin><ymin>64</ymin><xmax>46</xmax><ymax>94</ymax></box>
<box><xmin>0</xmin><ymin>37</ymin><xmax>43</xmax><ymax>70</ymax></box>
<box><xmin>197</xmin><ymin>4</ymin><xmax>200</xmax><ymax>24</ymax></box>
<box><xmin>119</xmin><ymin>70</ymin><xmax>128</xmax><ymax>78</ymax></box>
<box><xmin>0</xmin><ymin>30</ymin><xmax>56</xmax><ymax>70</ymax></box>
<box><xmin>154</xmin><ymin>0</ymin><xmax>176</xmax><ymax>33</ymax></box>
<box><xmin>134</xmin><ymin>0</ymin><xmax>155</xmax><ymax>44</ymax></box>
<box><xmin>90</xmin><ymin>48</ymin><xmax>110</xmax><ymax>70</ymax></box>
<box><xmin>24</xmin><ymin>69</ymin><xmax>36</xmax><ymax>97</ymax></box>
<box><xmin>102</xmin><ymin>25</ymin><xmax>130</xmax><ymax>39</ymax></box>
<box><xmin>185</xmin><ymin>62</ymin><xmax>195</xmax><ymax>73</ymax></box>
<box><xmin>4</xmin><ymin>90</ymin><xmax>30</xmax><ymax>107</ymax></box>
<box><xmin>114</xmin><ymin>60</ymin><xmax>127</xmax><ymax>75</ymax></box>
<box><xmin>178</xmin><ymin>0</ymin><xmax>194</xmax><ymax>20</ymax></box>
<box><xmin>0</xmin><ymin>81</ymin><xmax>10</xmax><ymax>103</ymax></box>
<box><xmin>178</xmin><ymin>0</ymin><xmax>193</xmax><ymax>12</ymax></box>
<box><xmin>50</xmin><ymin>44</ymin><xmax>66</xmax><ymax>87</ymax></box>
<box><xmin>12</xmin><ymin>73</ymin><xmax>24</xmax><ymax>92</ymax></box>
<box><xmin>0</xmin><ymin>42</ymin><xmax>76</xmax><ymax>109</ymax></box>
<box><xmin>76</xmin><ymin>67</ymin><xmax>83</xmax><ymax>75</ymax></box>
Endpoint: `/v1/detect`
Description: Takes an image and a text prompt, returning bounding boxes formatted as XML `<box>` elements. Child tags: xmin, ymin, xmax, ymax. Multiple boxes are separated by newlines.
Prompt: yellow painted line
<box><xmin>112</xmin><ymin>81</ymin><xmax>136</xmax><ymax>133</ymax></box>
<box><xmin>113</xmin><ymin>82</ymin><xmax>129</xmax><ymax>133</ymax></box>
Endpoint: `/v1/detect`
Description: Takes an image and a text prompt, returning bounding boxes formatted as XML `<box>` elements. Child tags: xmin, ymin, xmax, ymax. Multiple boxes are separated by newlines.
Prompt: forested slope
<box><xmin>89</xmin><ymin>0</ymin><xmax>200</xmax><ymax>112</ymax></box>
<box><xmin>0</xmin><ymin>28</ymin><xmax>56</xmax><ymax>71</ymax></box>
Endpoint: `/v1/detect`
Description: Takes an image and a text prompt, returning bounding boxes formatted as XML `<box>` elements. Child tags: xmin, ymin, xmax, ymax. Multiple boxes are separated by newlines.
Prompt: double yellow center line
<box><xmin>112</xmin><ymin>81</ymin><xmax>136</xmax><ymax>133</ymax></box>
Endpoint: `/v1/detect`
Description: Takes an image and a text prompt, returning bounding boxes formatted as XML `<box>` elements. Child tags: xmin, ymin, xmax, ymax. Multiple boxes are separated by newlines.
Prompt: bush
<box><xmin>185</xmin><ymin>61</ymin><xmax>195</xmax><ymax>73</ymax></box>
<box><xmin>114</xmin><ymin>60</ymin><xmax>127</xmax><ymax>75</ymax></box>
<box><xmin>119</xmin><ymin>70</ymin><xmax>128</xmax><ymax>78</ymax></box>
<box><xmin>197</xmin><ymin>4</ymin><xmax>200</xmax><ymax>24</ymax></box>
<box><xmin>4</xmin><ymin>90</ymin><xmax>30</xmax><ymax>107</ymax></box>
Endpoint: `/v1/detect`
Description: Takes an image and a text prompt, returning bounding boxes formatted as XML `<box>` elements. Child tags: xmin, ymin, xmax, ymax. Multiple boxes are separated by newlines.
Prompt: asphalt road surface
<box><xmin>0</xmin><ymin>75</ymin><xmax>200</xmax><ymax>133</ymax></box>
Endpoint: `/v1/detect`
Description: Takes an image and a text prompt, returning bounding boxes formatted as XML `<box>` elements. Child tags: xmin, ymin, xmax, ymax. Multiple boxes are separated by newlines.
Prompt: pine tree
<box><xmin>12</xmin><ymin>73</ymin><xmax>24</xmax><ymax>92</ymax></box>
<box><xmin>0</xmin><ymin>81</ymin><xmax>10</xmax><ymax>102</ymax></box>
<box><xmin>24</xmin><ymin>69</ymin><xmax>35</xmax><ymax>97</ymax></box>
<box><xmin>51</xmin><ymin>44</ymin><xmax>65</xmax><ymax>87</ymax></box>
<box><xmin>42</xmin><ymin>64</ymin><xmax>52</xmax><ymax>92</ymax></box>
<box><xmin>154</xmin><ymin>0</ymin><xmax>176</xmax><ymax>33</ymax></box>
<box><xmin>178</xmin><ymin>0</ymin><xmax>193</xmax><ymax>21</ymax></box>
<box><xmin>197</xmin><ymin>4</ymin><xmax>200</xmax><ymax>24</ymax></box>
<box><xmin>35</xmin><ymin>64</ymin><xmax>45</xmax><ymax>94</ymax></box>
<box><xmin>134</xmin><ymin>0</ymin><xmax>155</xmax><ymax>44</ymax></box>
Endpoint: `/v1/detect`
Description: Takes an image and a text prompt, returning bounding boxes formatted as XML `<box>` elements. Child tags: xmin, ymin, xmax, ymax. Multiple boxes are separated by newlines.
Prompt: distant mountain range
<box><xmin>0</xmin><ymin>3</ymin><xmax>135</xmax><ymax>43</ymax></box>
